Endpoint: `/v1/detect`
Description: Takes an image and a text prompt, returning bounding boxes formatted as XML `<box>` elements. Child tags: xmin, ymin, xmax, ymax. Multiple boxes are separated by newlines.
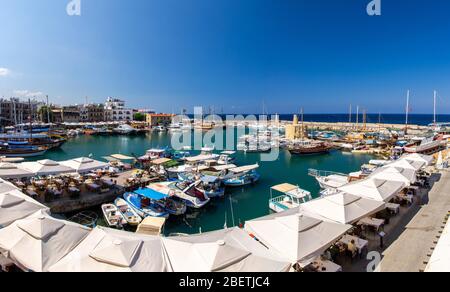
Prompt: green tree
<box><xmin>38</xmin><ymin>106</ymin><xmax>54</xmax><ymax>123</ymax></box>
<box><xmin>133</xmin><ymin>112</ymin><xmax>146</xmax><ymax>122</ymax></box>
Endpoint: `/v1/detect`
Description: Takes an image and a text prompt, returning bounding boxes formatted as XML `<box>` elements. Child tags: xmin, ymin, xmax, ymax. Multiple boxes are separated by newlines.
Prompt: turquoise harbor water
<box><xmin>36</xmin><ymin>131</ymin><xmax>373</xmax><ymax>235</ymax></box>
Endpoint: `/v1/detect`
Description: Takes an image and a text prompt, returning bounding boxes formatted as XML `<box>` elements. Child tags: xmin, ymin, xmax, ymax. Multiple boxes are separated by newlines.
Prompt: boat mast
<box><xmin>405</xmin><ymin>90</ymin><xmax>410</xmax><ymax>135</ymax></box>
<box><xmin>433</xmin><ymin>90</ymin><xmax>437</xmax><ymax>126</ymax></box>
<box><xmin>28</xmin><ymin>98</ymin><xmax>33</xmax><ymax>143</ymax></box>
<box><xmin>349</xmin><ymin>104</ymin><xmax>352</xmax><ymax>124</ymax></box>
<box><xmin>356</xmin><ymin>105</ymin><xmax>359</xmax><ymax>129</ymax></box>
<box><xmin>46</xmin><ymin>95</ymin><xmax>50</xmax><ymax>124</ymax></box>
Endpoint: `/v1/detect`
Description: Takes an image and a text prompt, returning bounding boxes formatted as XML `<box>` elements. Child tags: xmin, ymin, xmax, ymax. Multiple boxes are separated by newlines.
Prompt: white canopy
<box><xmin>61</xmin><ymin>157</ymin><xmax>109</xmax><ymax>174</ymax></box>
<box><xmin>245</xmin><ymin>210</ymin><xmax>351</xmax><ymax>265</ymax></box>
<box><xmin>49</xmin><ymin>227</ymin><xmax>167</xmax><ymax>272</ymax></box>
<box><xmin>338</xmin><ymin>178</ymin><xmax>406</xmax><ymax>202</ymax></box>
<box><xmin>0</xmin><ymin>210</ymin><xmax>90</xmax><ymax>272</ymax></box>
<box><xmin>0</xmin><ymin>163</ymin><xmax>34</xmax><ymax>179</ymax></box>
<box><xmin>162</xmin><ymin>227</ymin><xmax>291</xmax><ymax>272</ymax></box>
<box><xmin>0</xmin><ymin>190</ymin><xmax>48</xmax><ymax>228</ymax></box>
<box><xmin>402</xmin><ymin>153</ymin><xmax>434</xmax><ymax>166</ymax></box>
<box><xmin>425</xmin><ymin>220</ymin><xmax>450</xmax><ymax>272</ymax></box>
<box><xmin>299</xmin><ymin>193</ymin><xmax>385</xmax><ymax>224</ymax></box>
<box><xmin>0</xmin><ymin>178</ymin><xmax>19</xmax><ymax>193</ymax></box>
<box><xmin>371</xmin><ymin>166</ymin><xmax>416</xmax><ymax>185</ymax></box>
<box><xmin>20</xmin><ymin>159</ymin><xmax>74</xmax><ymax>176</ymax></box>
<box><xmin>229</xmin><ymin>164</ymin><xmax>259</xmax><ymax>173</ymax></box>
<box><xmin>387</xmin><ymin>158</ymin><xmax>425</xmax><ymax>171</ymax></box>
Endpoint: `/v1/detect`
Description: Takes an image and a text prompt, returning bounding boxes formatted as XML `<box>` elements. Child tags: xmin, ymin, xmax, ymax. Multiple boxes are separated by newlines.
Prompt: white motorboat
<box><xmin>101</xmin><ymin>203</ymin><xmax>127</xmax><ymax>228</ymax></box>
<box><xmin>114</xmin><ymin>198</ymin><xmax>142</xmax><ymax>226</ymax></box>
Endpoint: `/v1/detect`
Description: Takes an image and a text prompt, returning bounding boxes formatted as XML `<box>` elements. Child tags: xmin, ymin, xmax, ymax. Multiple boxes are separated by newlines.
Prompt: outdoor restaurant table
<box><xmin>101</xmin><ymin>179</ymin><xmax>114</xmax><ymax>187</ymax></box>
<box><xmin>396</xmin><ymin>193</ymin><xmax>413</xmax><ymax>205</ymax></box>
<box><xmin>339</xmin><ymin>234</ymin><xmax>368</xmax><ymax>255</ymax></box>
<box><xmin>68</xmin><ymin>187</ymin><xmax>80</xmax><ymax>194</ymax></box>
<box><xmin>357</xmin><ymin>217</ymin><xmax>385</xmax><ymax>232</ymax></box>
<box><xmin>26</xmin><ymin>189</ymin><xmax>38</xmax><ymax>198</ymax></box>
<box><xmin>311</xmin><ymin>259</ymin><xmax>342</xmax><ymax>273</ymax></box>
<box><xmin>87</xmin><ymin>183</ymin><xmax>100</xmax><ymax>190</ymax></box>
<box><xmin>386</xmin><ymin>203</ymin><xmax>400</xmax><ymax>214</ymax></box>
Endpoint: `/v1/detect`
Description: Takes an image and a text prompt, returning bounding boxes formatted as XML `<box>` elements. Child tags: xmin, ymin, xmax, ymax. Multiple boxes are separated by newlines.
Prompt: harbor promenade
<box><xmin>376</xmin><ymin>169</ymin><xmax>450</xmax><ymax>272</ymax></box>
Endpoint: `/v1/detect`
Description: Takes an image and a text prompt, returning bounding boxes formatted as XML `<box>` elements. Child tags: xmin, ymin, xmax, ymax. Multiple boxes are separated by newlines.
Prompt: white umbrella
<box><xmin>338</xmin><ymin>178</ymin><xmax>406</xmax><ymax>202</ymax></box>
<box><xmin>0</xmin><ymin>190</ymin><xmax>48</xmax><ymax>228</ymax></box>
<box><xmin>0</xmin><ymin>210</ymin><xmax>90</xmax><ymax>272</ymax></box>
<box><xmin>425</xmin><ymin>220</ymin><xmax>450</xmax><ymax>272</ymax></box>
<box><xmin>402</xmin><ymin>153</ymin><xmax>434</xmax><ymax>166</ymax></box>
<box><xmin>60</xmin><ymin>157</ymin><xmax>108</xmax><ymax>174</ymax></box>
<box><xmin>300</xmin><ymin>192</ymin><xmax>385</xmax><ymax>224</ymax></box>
<box><xmin>49</xmin><ymin>227</ymin><xmax>167</xmax><ymax>272</ymax></box>
<box><xmin>0</xmin><ymin>163</ymin><xmax>34</xmax><ymax>179</ymax></box>
<box><xmin>0</xmin><ymin>178</ymin><xmax>18</xmax><ymax>193</ymax></box>
<box><xmin>371</xmin><ymin>166</ymin><xmax>416</xmax><ymax>185</ymax></box>
<box><xmin>245</xmin><ymin>210</ymin><xmax>351</xmax><ymax>265</ymax></box>
<box><xmin>162</xmin><ymin>227</ymin><xmax>291</xmax><ymax>272</ymax></box>
<box><xmin>388</xmin><ymin>158</ymin><xmax>424</xmax><ymax>171</ymax></box>
<box><xmin>20</xmin><ymin>159</ymin><xmax>74</xmax><ymax>176</ymax></box>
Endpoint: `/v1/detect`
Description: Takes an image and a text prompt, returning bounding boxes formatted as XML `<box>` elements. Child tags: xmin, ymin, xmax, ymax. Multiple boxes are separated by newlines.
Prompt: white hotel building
<box><xmin>104</xmin><ymin>97</ymin><xmax>134</xmax><ymax>122</ymax></box>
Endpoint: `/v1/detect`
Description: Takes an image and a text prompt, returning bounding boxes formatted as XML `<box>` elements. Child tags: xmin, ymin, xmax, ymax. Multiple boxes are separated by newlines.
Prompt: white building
<box><xmin>104</xmin><ymin>97</ymin><xmax>133</xmax><ymax>122</ymax></box>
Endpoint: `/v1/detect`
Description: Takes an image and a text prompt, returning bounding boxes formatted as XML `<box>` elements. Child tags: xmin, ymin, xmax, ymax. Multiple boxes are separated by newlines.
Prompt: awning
<box><xmin>110</xmin><ymin>154</ymin><xmax>135</xmax><ymax>160</ymax></box>
<box><xmin>271</xmin><ymin>183</ymin><xmax>298</xmax><ymax>193</ymax></box>
<box><xmin>151</xmin><ymin>158</ymin><xmax>172</xmax><ymax>165</ymax></box>
<box><xmin>134</xmin><ymin>188</ymin><xmax>168</xmax><ymax>201</ymax></box>
<box><xmin>229</xmin><ymin>164</ymin><xmax>259</xmax><ymax>173</ymax></box>
<box><xmin>212</xmin><ymin>164</ymin><xmax>237</xmax><ymax>171</ymax></box>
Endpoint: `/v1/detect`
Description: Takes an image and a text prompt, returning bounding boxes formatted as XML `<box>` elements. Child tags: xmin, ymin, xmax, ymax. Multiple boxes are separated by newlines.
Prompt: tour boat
<box><xmin>101</xmin><ymin>203</ymin><xmax>127</xmax><ymax>228</ymax></box>
<box><xmin>269</xmin><ymin>183</ymin><xmax>312</xmax><ymax>213</ymax></box>
<box><xmin>198</xmin><ymin>175</ymin><xmax>225</xmax><ymax>198</ymax></box>
<box><xmin>223</xmin><ymin>164</ymin><xmax>260</xmax><ymax>187</ymax></box>
<box><xmin>113</xmin><ymin>124</ymin><xmax>137</xmax><ymax>135</ymax></box>
<box><xmin>0</xmin><ymin>144</ymin><xmax>48</xmax><ymax>157</ymax></box>
<box><xmin>123</xmin><ymin>192</ymin><xmax>170</xmax><ymax>218</ymax></box>
<box><xmin>288</xmin><ymin>140</ymin><xmax>333</xmax><ymax>155</ymax></box>
<box><xmin>114</xmin><ymin>198</ymin><xmax>142</xmax><ymax>226</ymax></box>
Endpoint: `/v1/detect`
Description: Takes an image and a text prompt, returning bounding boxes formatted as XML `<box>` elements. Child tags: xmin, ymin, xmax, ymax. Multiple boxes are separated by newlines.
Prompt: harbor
<box><xmin>0</xmin><ymin>118</ymin><xmax>449</xmax><ymax>272</ymax></box>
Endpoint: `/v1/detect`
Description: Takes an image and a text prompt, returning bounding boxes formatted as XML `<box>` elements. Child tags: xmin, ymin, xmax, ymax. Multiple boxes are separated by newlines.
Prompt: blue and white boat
<box><xmin>198</xmin><ymin>175</ymin><xmax>225</xmax><ymax>198</ymax></box>
<box><xmin>123</xmin><ymin>192</ymin><xmax>170</xmax><ymax>219</ymax></box>
<box><xmin>223</xmin><ymin>164</ymin><xmax>260</xmax><ymax>187</ymax></box>
<box><xmin>148</xmin><ymin>181</ymin><xmax>210</xmax><ymax>209</ymax></box>
<box><xmin>133</xmin><ymin>188</ymin><xmax>186</xmax><ymax>216</ymax></box>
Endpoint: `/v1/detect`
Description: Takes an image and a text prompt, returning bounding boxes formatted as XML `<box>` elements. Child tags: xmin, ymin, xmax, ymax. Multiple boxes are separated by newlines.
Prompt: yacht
<box><xmin>113</xmin><ymin>124</ymin><xmax>137</xmax><ymax>135</ymax></box>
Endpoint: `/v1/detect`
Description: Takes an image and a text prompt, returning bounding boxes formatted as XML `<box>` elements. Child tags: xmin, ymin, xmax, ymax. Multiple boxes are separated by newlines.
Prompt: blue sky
<box><xmin>0</xmin><ymin>0</ymin><xmax>450</xmax><ymax>114</ymax></box>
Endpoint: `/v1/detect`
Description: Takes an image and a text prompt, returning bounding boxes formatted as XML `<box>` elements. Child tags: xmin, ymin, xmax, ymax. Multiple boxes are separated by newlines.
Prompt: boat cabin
<box><xmin>269</xmin><ymin>183</ymin><xmax>312</xmax><ymax>213</ymax></box>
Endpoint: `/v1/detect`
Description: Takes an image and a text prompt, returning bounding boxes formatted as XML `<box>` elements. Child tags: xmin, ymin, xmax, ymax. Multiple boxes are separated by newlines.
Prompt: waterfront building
<box><xmin>80</xmin><ymin>104</ymin><xmax>106</xmax><ymax>123</ymax></box>
<box><xmin>52</xmin><ymin>106</ymin><xmax>81</xmax><ymax>123</ymax></box>
<box><xmin>146</xmin><ymin>113</ymin><xmax>175</xmax><ymax>126</ymax></box>
<box><xmin>285</xmin><ymin>115</ymin><xmax>307</xmax><ymax>140</ymax></box>
<box><xmin>104</xmin><ymin>97</ymin><xmax>133</xmax><ymax>122</ymax></box>
<box><xmin>0</xmin><ymin>98</ymin><xmax>42</xmax><ymax>126</ymax></box>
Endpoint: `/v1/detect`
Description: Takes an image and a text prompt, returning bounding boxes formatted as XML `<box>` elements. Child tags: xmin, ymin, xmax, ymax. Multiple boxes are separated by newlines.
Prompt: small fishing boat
<box><xmin>101</xmin><ymin>203</ymin><xmax>127</xmax><ymax>228</ymax></box>
<box><xmin>134</xmin><ymin>188</ymin><xmax>187</xmax><ymax>216</ymax></box>
<box><xmin>114</xmin><ymin>198</ymin><xmax>142</xmax><ymax>226</ymax></box>
<box><xmin>123</xmin><ymin>192</ymin><xmax>170</xmax><ymax>218</ymax></box>
<box><xmin>223</xmin><ymin>164</ymin><xmax>260</xmax><ymax>187</ymax></box>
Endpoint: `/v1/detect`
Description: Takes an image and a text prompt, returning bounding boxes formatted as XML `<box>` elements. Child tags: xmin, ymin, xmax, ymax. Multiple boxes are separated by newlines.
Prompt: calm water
<box><xmin>38</xmin><ymin>131</ymin><xmax>373</xmax><ymax>235</ymax></box>
<box><xmin>192</xmin><ymin>114</ymin><xmax>450</xmax><ymax>126</ymax></box>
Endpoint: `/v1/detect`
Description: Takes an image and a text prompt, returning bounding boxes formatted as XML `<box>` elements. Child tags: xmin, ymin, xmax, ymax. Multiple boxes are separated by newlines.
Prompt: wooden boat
<box><xmin>101</xmin><ymin>203</ymin><xmax>127</xmax><ymax>228</ymax></box>
<box><xmin>114</xmin><ymin>198</ymin><xmax>142</xmax><ymax>226</ymax></box>
<box><xmin>0</xmin><ymin>144</ymin><xmax>48</xmax><ymax>157</ymax></box>
<box><xmin>288</xmin><ymin>141</ymin><xmax>333</xmax><ymax>155</ymax></box>
<box><xmin>133</xmin><ymin>188</ymin><xmax>187</xmax><ymax>216</ymax></box>
<box><xmin>223</xmin><ymin>164</ymin><xmax>260</xmax><ymax>187</ymax></box>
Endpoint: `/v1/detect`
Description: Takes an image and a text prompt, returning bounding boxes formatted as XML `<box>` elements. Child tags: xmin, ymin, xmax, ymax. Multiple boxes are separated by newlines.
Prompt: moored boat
<box><xmin>0</xmin><ymin>143</ymin><xmax>48</xmax><ymax>157</ymax></box>
<box><xmin>123</xmin><ymin>192</ymin><xmax>170</xmax><ymax>218</ymax></box>
<box><xmin>223</xmin><ymin>164</ymin><xmax>260</xmax><ymax>187</ymax></box>
<box><xmin>101</xmin><ymin>203</ymin><xmax>127</xmax><ymax>228</ymax></box>
<box><xmin>134</xmin><ymin>188</ymin><xmax>187</xmax><ymax>216</ymax></box>
<box><xmin>114</xmin><ymin>198</ymin><xmax>142</xmax><ymax>226</ymax></box>
<box><xmin>288</xmin><ymin>140</ymin><xmax>333</xmax><ymax>155</ymax></box>
<box><xmin>269</xmin><ymin>183</ymin><xmax>312</xmax><ymax>213</ymax></box>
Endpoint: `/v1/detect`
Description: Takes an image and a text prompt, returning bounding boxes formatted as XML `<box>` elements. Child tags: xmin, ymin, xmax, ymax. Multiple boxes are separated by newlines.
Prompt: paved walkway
<box><xmin>377</xmin><ymin>170</ymin><xmax>450</xmax><ymax>272</ymax></box>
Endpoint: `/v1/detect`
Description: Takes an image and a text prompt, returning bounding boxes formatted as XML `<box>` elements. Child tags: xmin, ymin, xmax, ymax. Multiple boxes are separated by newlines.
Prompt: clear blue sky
<box><xmin>0</xmin><ymin>0</ymin><xmax>449</xmax><ymax>114</ymax></box>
